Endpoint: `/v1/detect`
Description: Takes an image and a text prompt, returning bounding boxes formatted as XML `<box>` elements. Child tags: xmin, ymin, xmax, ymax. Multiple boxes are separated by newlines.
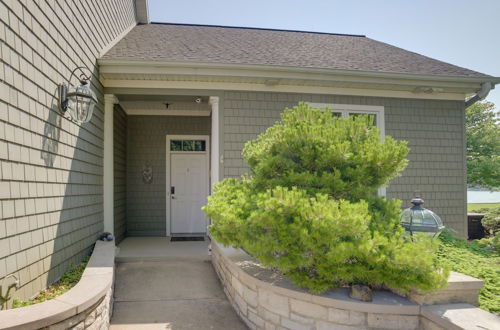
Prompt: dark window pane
<box><xmin>332</xmin><ymin>112</ymin><xmax>342</xmax><ymax>117</ymax></box>
<box><xmin>171</xmin><ymin>140</ymin><xmax>182</xmax><ymax>151</ymax></box>
<box><xmin>349</xmin><ymin>113</ymin><xmax>377</xmax><ymax>126</ymax></box>
<box><xmin>194</xmin><ymin>140</ymin><xmax>206</xmax><ymax>151</ymax></box>
<box><xmin>182</xmin><ymin>140</ymin><xmax>195</xmax><ymax>151</ymax></box>
<box><xmin>171</xmin><ymin>139</ymin><xmax>206</xmax><ymax>151</ymax></box>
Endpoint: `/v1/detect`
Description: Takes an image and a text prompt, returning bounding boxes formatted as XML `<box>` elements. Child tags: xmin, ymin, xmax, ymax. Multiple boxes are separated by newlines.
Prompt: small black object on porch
<box><xmin>171</xmin><ymin>237</ymin><xmax>205</xmax><ymax>242</ymax></box>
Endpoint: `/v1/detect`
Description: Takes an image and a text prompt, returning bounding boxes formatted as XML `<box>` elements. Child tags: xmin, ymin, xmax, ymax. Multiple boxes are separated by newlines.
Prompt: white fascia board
<box><xmin>101</xmin><ymin>79</ymin><xmax>466</xmax><ymax>101</ymax></box>
<box><xmin>97</xmin><ymin>59</ymin><xmax>500</xmax><ymax>86</ymax></box>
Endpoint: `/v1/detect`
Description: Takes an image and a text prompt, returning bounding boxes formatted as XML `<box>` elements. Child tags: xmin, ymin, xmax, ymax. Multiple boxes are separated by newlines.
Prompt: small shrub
<box><xmin>481</xmin><ymin>206</ymin><xmax>500</xmax><ymax>235</ymax></box>
<box><xmin>205</xmin><ymin>102</ymin><xmax>448</xmax><ymax>294</ymax></box>
<box><xmin>477</xmin><ymin>236</ymin><xmax>500</xmax><ymax>252</ymax></box>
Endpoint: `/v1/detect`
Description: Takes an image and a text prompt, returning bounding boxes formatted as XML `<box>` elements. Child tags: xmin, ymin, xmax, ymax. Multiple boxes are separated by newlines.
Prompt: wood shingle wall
<box><xmin>0</xmin><ymin>0</ymin><xmax>136</xmax><ymax>305</ymax></box>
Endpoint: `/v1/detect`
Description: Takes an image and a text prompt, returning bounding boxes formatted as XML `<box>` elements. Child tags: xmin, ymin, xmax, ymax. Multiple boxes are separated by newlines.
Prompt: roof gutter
<box><xmin>465</xmin><ymin>82</ymin><xmax>495</xmax><ymax>108</ymax></box>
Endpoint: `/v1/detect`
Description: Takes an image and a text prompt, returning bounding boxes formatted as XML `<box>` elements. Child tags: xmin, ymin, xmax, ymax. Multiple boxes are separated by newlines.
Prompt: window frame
<box><xmin>308</xmin><ymin>103</ymin><xmax>385</xmax><ymax>140</ymax></box>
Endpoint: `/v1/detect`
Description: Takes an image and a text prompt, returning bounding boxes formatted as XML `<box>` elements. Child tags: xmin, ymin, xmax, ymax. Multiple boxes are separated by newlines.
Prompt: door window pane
<box><xmin>183</xmin><ymin>140</ymin><xmax>195</xmax><ymax>151</ymax></box>
<box><xmin>170</xmin><ymin>140</ymin><xmax>182</xmax><ymax>151</ymax></box>
<box><xmin>170</xmin><ymin>140</ymin><xmax>206</xmax><ymax>152</ymax></box>
<box><xmin>194</xmin><ymin>140</ymin><xmax>206</xmax><ymax>151</ymax></box>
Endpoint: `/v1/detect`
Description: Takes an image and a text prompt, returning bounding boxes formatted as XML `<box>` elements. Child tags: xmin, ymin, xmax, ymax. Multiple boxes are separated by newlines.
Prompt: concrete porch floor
<box><xmin>115</xmin><ymin>237</ymin><xmax>211</xmax><ymax>262</ymax></box>
<box><xmin>110</xmin><ymin>237</ymin><xmax>247</xmax><ymax>330</ymax></box>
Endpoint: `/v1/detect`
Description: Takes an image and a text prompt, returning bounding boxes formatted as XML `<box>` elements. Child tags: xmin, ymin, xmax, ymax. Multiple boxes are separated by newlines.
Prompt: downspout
<box><xmin>465</xmin><ymin>82</ymin><xmax>494</xmax><ymax>108</ymax></box>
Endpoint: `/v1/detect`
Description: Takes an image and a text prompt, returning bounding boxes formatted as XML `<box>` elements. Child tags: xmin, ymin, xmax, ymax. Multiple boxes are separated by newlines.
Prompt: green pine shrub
<box><xmin>481</xmin><ymin>206</ymin><xmax>500</xmax><ymax>236</ymax></box>
<box><xmin>204</xmin><ymin>102</ymin><xmax>448</xmax><ymax>294</ymax></box>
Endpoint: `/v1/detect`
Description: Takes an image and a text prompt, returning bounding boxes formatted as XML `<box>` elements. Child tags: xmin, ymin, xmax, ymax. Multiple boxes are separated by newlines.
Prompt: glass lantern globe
<box><xmin>400</xmin><ymin>196</ymin><xmax>445</xmax><ymax>238</ymax></box>
<box><xmin>66</xmin><ymin>81</ymin><xmax>97</xmax><ymax>124</ymax></box>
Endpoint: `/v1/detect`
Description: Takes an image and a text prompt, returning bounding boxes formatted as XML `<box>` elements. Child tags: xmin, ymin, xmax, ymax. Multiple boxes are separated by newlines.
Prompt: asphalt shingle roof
<box><xmin>101</xmin><ymin>23</ymin><xmax>489</xmax><ymax>78</ymax></box>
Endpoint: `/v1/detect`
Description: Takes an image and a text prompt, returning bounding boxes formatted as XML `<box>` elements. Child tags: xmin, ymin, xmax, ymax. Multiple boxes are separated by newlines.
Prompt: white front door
<box><xmin>169</xmin><ymin>139</ymin><xmax>209</xmax><ymax>235</ymax></box>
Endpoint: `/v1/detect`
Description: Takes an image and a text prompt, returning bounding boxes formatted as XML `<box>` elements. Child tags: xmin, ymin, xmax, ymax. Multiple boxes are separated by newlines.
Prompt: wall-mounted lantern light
<box><xmin>400</xmin><ymin>196</ymin><xmax>445</xmax><ymax>238</ymax></box>
<box><xmin>59</xmin><ymin>67</ymin><xmax>97</xmax><ymax>124</ymax></box>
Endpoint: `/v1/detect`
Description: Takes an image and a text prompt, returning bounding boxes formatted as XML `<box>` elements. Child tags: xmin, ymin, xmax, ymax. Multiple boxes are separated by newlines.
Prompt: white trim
<box><xmin>97</xmin><ymin>59</ymin><xmax>500</xmax><ymax>85</ymax></box>
<box><xmin>209</xmin><ymin>97</ymin><xmax>220</xmax><ymax>192</ymax></box>
<box><xmin>103</xmin><ymin>94</ymin><xmax>119</xmax><ymax>237</ymax></box>
<box><xmin>166</xmin><ymin>134</ymin><xmax>210</xmax><ymax>236</ymax></box>
<box><xmin>309</xmin><ymin>103</ymin><xmax>385</xmax><ymax>138</ymax></box>
<box><xmin>135</xmin><ymin>0</ymin><xmax>149</xmax><ymax>24</ymax></box>
<box><xmin>124</xmin><ymin>109</ymin><xmax>211</xmax><ymax>116</ymax></box>
<box><xmin>309</xmin><ymin>102</ymin><xmax>387</xmax><ymax>197</ymax></box>
<box><xmin>101</xmin><ymin>79</ymin><xmax>467</xmax><ymax>101</ymax></box>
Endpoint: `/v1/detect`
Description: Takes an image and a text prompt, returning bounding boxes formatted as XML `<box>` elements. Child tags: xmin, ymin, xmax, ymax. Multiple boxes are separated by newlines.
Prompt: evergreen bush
<box><xmin>204</xmin><ymin>102</ymin><xmax>448</xmax><ymax>294</ymax></box>
<box><xmin>481</xmin><ymin>206</ymin><xmax>500</xmax><ymax>236</ymax></box>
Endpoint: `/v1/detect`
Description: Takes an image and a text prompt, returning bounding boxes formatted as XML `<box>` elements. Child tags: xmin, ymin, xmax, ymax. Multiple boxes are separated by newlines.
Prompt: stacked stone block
<box><xmin>211</xmin><ymin>240</ymin><xmax>498</xmax><ymax>330</ymax></box>
<box><xmin>212</xmin><ymin>241</ymin><xmax>421</xmax><ymax>330</ymax></box>
<box><xmin>44</xmin><ymin>287</ymin><xmax>112</xmax><ymax>330</ymax></box>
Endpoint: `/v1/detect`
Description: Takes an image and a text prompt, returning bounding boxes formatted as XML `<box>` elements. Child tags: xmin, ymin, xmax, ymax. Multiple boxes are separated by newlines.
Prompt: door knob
<box><xmin>171</xmin><ymin>196</ymin><xmax>176</xmax><ymax>199</ymax></box>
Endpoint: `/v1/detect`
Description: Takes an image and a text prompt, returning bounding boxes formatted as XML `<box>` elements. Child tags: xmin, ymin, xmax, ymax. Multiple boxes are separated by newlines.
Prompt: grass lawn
<box><xmin>437</xmin><ymin>231</ymin><xmax>499</xmax><ymax>314</ymax></box>
<box><xmin>12</xmin><ymin>256</ymin><xmax>89</xmax><ymax>308</ymax></box>
<box><xmin>467</xmin><ymin>203</ymin><xmax>500</xmax><ymax>212</ymax></box>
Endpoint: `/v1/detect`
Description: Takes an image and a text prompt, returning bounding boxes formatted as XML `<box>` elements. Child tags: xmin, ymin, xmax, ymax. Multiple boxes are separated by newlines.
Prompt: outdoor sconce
<box><xmin>59</xmin><ymin>67</ymin><xmax>97</xmax><ymax>124</ymax></box>
<box><xmin>400</xmin><ymin>196</ymin><xmax>445</xmax><ymax>238</ymax></box>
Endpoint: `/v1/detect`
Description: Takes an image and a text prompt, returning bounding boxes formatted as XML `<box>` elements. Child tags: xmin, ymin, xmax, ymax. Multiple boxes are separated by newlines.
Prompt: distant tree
<box><xmin>466</xmin><ymin>101</ymin><xmax>500</xmax><ymax>189</ymax></box>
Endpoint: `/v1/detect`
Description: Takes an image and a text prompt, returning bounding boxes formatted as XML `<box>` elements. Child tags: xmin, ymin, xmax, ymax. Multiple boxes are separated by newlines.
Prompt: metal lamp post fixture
<box><xmin>59</xmin><ymin>67</ymin><xmax>98</xmax><ymax>124</ymax></box>
<box><xmin>400</xmin><ymin>196</ymin><xmax>445</xmax><ymax>238</ymax></box>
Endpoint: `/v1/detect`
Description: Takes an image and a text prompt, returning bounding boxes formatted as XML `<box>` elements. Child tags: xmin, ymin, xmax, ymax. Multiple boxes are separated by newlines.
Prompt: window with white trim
<box><xmin>308</xmin><ymin>103</ymin><xmax>385</xmax><ymax>139</ymax></box>
<box><xmin>308</xmin><ymin>103</ymin><xmax>387</xmax><ymax>196</ymax></box>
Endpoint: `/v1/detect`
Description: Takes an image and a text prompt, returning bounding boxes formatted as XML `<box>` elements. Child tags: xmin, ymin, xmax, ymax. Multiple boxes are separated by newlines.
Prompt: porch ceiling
<box><xmin>116</xmin><ymin>94</ymin><xmax>212</xmax><ymax>116</ymax></box>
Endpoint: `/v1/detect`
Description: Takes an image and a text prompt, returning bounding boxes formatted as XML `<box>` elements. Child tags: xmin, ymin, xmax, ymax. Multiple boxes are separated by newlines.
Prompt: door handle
<box><xmin>171</xmin><ymin>196</ymin><xmax>176</xmax><ymax>199</ymax></box>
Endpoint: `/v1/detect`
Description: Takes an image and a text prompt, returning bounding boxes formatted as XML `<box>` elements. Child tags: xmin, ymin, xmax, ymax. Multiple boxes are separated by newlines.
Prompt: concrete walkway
<box><xmin>110</xmin><ymin>237</ymin><xmax>247</xmax><ymax>330</ymax></box>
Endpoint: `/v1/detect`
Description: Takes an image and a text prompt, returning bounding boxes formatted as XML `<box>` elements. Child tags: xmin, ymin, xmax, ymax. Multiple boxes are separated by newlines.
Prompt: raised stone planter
<box><xmin>408</xmin><ymin>272</ymin><xmax>483</xmax><ymax>306</ymax></box>
<box><xmin>0</xmin><ymin>240</ymin><xmax>115</xmax><ymax>330</ymax></box>
<box><xmin>210</xmin><ymin>239</ymin><xmax>500</xmax><ymax>330</ymax></box>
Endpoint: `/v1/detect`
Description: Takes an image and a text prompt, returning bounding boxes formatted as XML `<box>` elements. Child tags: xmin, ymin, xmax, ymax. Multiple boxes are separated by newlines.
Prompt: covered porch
<box><xmin>102</xmin><ymin>91</ymin><xmax>222</xmax><ymax>243</ymax></box>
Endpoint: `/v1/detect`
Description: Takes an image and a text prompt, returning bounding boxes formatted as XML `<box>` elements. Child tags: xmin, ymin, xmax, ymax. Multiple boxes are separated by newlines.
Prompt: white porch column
<box><xmin>209</xmin><ymin>96</ymin><xmax>220</xmax><ymax>192</ymax></box>
<box><xmin>103</xmin><ymin>94</ymin><xmax>118</xmax><ymax>236</ymax></box>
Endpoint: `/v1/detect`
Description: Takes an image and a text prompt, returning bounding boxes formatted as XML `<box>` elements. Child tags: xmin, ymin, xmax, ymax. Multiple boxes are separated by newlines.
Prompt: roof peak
<box><xmin>147</xmin><ymin>22</ymin><xmax>366</xmax><ymax>38</ymax></box>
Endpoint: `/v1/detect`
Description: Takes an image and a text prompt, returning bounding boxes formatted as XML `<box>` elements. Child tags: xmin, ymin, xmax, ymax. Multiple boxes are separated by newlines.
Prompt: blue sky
<box><xmin>148</xmin><ymin>0</ymin><xmax>500</xmax><ymax>108</ymax></box>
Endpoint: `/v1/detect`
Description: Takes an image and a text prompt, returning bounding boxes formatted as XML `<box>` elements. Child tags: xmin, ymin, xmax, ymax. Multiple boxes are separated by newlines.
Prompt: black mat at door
<box><xmin>171</xmin><ymin>236</ymin><xmax>205</xmax><ymax>242</ymax></box>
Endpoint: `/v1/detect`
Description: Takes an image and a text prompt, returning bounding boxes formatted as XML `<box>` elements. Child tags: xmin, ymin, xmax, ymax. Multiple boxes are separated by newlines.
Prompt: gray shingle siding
<box><xmin>222</xmin><ymin>91</ymin><xmax>467</xmax><ymax>237</ymax></box>
<box><xmin>0</xmin><ymin>0</ymin><xmax>136</xmax><ymax>305</ymax></box>
<box><xmin>126</xmin><ymin>116</ymin><xmax>211</xmax><ymax>236</ymax></box>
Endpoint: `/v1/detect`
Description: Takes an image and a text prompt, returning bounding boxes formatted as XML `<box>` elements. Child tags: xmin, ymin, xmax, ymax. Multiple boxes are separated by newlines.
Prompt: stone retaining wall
<box><xmin>211</xmin><ymin>239</ymin><xmax>498</xmax><ymax>330</ymax></box>
<box><xmin>0</xmin><ymin>240</ymin><xmax>115</xmax><ymax>330</ymax></box>
<box><xmin>43</xmin><ymin>287</ymin><xmax>112</xmax><ymax>330</ymax></box>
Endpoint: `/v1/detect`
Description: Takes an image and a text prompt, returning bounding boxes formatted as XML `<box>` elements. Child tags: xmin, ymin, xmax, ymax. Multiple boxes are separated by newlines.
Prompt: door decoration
<box><xmin>142</xmin><ymin>162</ymin><xmax>153</xmax><ymax>184</ymax></box>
